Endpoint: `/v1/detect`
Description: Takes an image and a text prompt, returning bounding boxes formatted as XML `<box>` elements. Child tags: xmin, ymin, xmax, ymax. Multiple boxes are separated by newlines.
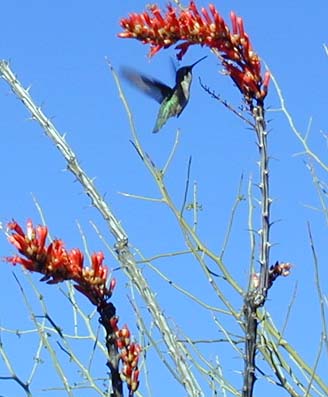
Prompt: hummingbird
<box><xmin>121</xmin><ymin>56</ymin><xmax>207</xmax><ymax>133</ymax></box>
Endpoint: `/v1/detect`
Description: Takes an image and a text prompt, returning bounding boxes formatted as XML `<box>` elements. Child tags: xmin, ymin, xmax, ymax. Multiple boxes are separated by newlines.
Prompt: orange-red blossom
<box><xmin>5</xmin><ymin>220</ymin><xmax>115</xmax><ymax>306</ymax></box>
<box><xmin>5</xmin><ymin>219</ymin><xmax>141</xmax><ymax>394</ymax></box>
<box><xmin>110</xmin><ymin>317</ymin><xmax>142</xmax><ymax>393</ymax></box>
<box><xmin>118</xmin><ymin>1</ymin><xmax>270</xmax><ymax>103</ymax></box>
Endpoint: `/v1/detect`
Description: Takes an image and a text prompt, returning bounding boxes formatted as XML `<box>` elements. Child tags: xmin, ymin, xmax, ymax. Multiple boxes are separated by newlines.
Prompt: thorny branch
<box><xmin>0</xmin><ymin>60</ymin><xmax>203</xmax><ymax>397</ymax></box>
<box><xmin>243</xmin><ymin>104</ymin><xmax>270</xmax><ymax>397</ymax></box>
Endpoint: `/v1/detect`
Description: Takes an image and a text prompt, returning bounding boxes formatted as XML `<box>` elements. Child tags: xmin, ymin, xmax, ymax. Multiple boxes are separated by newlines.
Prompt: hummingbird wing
<box><xmin>121</xmin><ymin>67</ymin><xmax>173</xmax><ymax>104</ymax></box>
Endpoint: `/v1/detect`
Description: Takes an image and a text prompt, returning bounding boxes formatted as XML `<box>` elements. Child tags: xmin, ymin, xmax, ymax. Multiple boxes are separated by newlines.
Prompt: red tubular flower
<box><xmin>7</xmin><ymin>220</ymin><xmax>47</xmax><ymax>257</ymax></box>
<box><xmin>118</xmin><ymin>1</ymin><xmax>270</xmax><ymax>103</ymax></box>
<box><xmin>5</xmin><ymin>254</ymin><xmax>35</xmax><ymax>271</ymax></box>
<box><xmin>73</xmin><ymin>252</ymin><xmax>112</xmax><ymax>305</ymax></box>
<box><xmin>130</xmin><ymin>369</ymin><xmax>140</xmax><ymax>393</ymax></box>
<box><xmin>4</xmin><ymin>220</ymin><xmax>115</xmax><ymax>306</ymax></box>
<box><xmin>6</xmin><ymin>220</ymin><xmax>49</xmax><ymax>272</ymax></box>
<box><xmin>114</xmin><ymin>323</ymin><xmax>142</xmax><ymax>395</ymax></box>
<box><xmin>5</xmin><ymin>220</ymin><xmax>140</xmax><ymax>393</ymax></box>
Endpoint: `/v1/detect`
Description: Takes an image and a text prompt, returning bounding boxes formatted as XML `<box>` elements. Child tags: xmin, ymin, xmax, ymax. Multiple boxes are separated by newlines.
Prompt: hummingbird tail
<box><xmin>152</xmin><ymin>123</ymin><xmax>161</xmax><ymax>134</ymax></box>
<box><xmin>152</xmin><ymin>115</ymin><xmax>167</xmax><ymax>133</ymax></box>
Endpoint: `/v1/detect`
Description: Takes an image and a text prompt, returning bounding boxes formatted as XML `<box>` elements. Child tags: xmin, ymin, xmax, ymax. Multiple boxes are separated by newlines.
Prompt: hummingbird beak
<box><xmin>191</xmin><ymin>55</ymin><xmax>208</xmax><ymax>69</ymax></box>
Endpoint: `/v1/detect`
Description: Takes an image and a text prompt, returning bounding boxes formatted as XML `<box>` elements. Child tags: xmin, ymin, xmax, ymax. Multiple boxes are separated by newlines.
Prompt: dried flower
<box><xmin>268</xmin><ymin>261</ymin><xmax>292</xmax><ymax>288</ymax></box>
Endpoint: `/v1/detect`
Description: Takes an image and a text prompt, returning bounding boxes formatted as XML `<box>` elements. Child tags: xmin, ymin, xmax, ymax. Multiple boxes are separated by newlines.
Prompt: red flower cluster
<box><xmin>110</xmin><ymin>317</ymin><xmax>142</xmax><ymax>394</ymax></box>
<box><xmin>5</xmin><ymin>220</ymin><xmax>115</xmax><ymax>306</ymax></box>
<box><xmin>118</xmin><ymin>1</ymin><xmax>270</xmax><ymax>103</ymax></box>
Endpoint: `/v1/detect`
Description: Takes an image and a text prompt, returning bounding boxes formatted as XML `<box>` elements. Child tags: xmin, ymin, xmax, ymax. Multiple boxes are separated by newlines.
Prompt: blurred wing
<box><xmin>121</xmin><ymin>67</ymin><xmax>173</xmax><ymax>104</ymax></box>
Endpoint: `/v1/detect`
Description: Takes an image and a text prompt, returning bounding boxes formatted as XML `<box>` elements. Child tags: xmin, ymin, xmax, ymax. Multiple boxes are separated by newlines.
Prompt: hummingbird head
<box><xmin>175</xmin><ymin>55</ymin><xmax>207</xmax><ymax>84</ymax></box>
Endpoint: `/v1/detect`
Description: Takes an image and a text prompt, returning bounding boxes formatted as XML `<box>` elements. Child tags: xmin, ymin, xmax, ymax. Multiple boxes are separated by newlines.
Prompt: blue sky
<box><xmin>0</xmin><ymin>1</ymin><xmax>328</xmax><ymax>397</ymax></box>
